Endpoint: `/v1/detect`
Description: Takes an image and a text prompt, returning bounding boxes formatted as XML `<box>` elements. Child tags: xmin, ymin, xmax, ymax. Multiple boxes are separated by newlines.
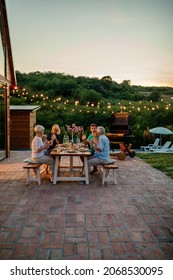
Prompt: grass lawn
<box><xmin>137</xmin><ymin>153</ymin><xmax>173</xmax><ymax>180</ymax></box>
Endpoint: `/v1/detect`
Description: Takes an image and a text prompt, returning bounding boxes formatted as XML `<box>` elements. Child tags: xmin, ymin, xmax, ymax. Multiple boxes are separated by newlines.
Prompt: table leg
<box><xmin>70</xmin><ymin>156</ymin><xmax>73</xmax><ymax>176</ymax></box>
<box><xmin>53</xmin><ymin>156</ymin><xmax>59</xmax><ymax>184</ymax></box>
<box><xmin>84</xmin><ymin>156</ymin><xmax>89</xmax><ymax>184</ymax></box>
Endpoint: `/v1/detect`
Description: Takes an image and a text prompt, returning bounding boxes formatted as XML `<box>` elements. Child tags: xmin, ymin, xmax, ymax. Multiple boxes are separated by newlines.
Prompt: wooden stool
<box><xmin>100</xmin><ymin>164</ymin><xmax>119</xmax><ymax>185</ymax></box>
<box><xmin>23</xmin><ymin>163</ymin><xmax>42</xmax><ymax>185</ymax></box>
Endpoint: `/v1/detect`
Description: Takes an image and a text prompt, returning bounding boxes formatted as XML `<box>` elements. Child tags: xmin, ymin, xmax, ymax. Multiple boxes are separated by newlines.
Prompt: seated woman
<box><xmin>46</xmin><ymin>124</ymin><xmax>63</xmax><ymax>156</ymax></box>
<box><xmin>31</xmin><ymin>125</ymin><xmax>55</xmax><ymax>182</ymax></box>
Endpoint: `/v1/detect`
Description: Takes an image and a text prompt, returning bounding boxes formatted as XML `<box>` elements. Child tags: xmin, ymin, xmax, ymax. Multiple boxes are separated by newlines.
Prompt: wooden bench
<box><xmin>23</xmin><ymin>163</ymin><xmax>43</xmax><ymax>185</ymax></box>
<box><xmin>100</xmin><ymin>163</ymin><xmax>119</xmax><ymax>185</ymax></box>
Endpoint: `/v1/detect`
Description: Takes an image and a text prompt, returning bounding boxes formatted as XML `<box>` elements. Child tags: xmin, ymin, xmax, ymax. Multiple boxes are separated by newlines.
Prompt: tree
<box><xmin>148</xmin><ymin>90</ymin><xmax>161</xmax><ymax>102</ymax></box>
<box><xmin>121</xmin><ymin>80</ymin><xmax>131</xmax><ymax>86</ymax></box>
<box><xmin>80</xmin><ymin>89</ymin><xmax>102</xmax><ymax>105</ymax></box>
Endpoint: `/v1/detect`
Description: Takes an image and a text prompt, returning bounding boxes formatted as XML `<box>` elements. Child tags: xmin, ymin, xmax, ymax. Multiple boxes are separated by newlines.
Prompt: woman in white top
<box><xmin>31</xmin><ymin>125</ymin><xmax>55</xmax><ymax>181</ymax></box>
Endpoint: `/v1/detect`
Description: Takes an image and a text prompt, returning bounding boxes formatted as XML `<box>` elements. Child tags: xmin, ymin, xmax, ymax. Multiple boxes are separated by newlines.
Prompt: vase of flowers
<box><xmin>66</xmin><ymin>124</ymin><xmax>82</xmax><ymax>143</ymax></box>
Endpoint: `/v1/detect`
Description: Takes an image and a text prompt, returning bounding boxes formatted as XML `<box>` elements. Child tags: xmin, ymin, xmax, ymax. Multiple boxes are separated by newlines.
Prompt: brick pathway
<box><xmin>0</xmin><ymin>151</ymin><xmax>173</xmax><ymax>260</ymax></box>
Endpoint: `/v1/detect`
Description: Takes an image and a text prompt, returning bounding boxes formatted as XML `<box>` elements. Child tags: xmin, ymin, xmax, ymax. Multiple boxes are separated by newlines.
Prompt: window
<box><xmin>0</xmin><ymin>12</ymin><xmax>5</xmax><ymax>76</ymax></box>
<box><xmin>0</xmin><ymin>82</ymin><xmax>6</xmax><ymax>160</ymax></box>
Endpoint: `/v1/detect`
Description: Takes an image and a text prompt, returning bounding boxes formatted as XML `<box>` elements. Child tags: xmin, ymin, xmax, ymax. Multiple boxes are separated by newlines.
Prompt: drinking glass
<box><xmin>63</xmin><ymin>135</ymin><xmax>69</xmax><ymax>144</ymax></box>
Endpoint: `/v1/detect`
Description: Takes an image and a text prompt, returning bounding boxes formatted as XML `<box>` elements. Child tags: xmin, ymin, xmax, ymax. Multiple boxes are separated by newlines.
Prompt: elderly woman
<box><xmin>46</xmin><ymin>124</ymin><xmax>63</xmax><ymax>155</ymax></box>
<box><xmin>31</xmin><ymin>125</ymin><xmax>55</xmax><ymax>181</ymax></box>
<box><xmin>87</xmin><ymin>126</ymin><xmax>116</xmax><ymax>174</ymax></box>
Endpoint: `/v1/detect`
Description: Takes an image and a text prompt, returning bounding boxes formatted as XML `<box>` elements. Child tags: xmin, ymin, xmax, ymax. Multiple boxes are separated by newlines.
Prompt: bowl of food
<box><xmin>66</xmin><ymin>149</ymin><xmax>76</xmax><ymax>153</ymax></box>
<box><xmin>80</xmin><ymin>148</ymin><xmax>90</xmax><ymax>152</ymax></box>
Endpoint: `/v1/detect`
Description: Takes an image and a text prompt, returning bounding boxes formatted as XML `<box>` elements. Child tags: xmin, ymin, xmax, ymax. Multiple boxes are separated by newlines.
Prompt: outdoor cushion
<box><xmin>103</xmin><ymin>158</ymin><xmax>117</xmax><ymax>164</ymax></box>
<box><xmin>23</xmin><ymin>157</ymin><xmax>38</xmax><ymax>163</ymax></box>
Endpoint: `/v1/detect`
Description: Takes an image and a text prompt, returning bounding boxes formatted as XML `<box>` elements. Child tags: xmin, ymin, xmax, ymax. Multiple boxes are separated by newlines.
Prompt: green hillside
<box><xmin>10</xmin><ymin>71</ymin><xmax>173</xmax><ymax>148</ymax></box>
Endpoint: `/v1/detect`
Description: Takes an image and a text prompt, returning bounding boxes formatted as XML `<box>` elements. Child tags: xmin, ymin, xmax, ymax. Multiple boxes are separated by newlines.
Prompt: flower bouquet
<box><xmin>66</xmin><ymin>124</ymin><xmax>82</xmax><ymax>142</ymax></box>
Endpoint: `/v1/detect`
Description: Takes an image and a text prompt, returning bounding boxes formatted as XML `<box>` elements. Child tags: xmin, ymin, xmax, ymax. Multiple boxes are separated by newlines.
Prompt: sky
<box><xmin>5</xmin><ymin>0</ymin><xmax>173</xmax><ymax>87</ymax></box>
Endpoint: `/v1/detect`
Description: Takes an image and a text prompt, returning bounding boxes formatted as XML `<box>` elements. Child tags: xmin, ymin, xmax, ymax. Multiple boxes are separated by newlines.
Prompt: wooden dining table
<box><xmin>50</xmin><ymin>147</ymin><xmax>91</xmax><ymax>185</ymax></box>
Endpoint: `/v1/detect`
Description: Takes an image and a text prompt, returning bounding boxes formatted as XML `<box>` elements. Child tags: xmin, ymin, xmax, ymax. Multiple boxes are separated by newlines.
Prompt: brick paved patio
<box><xmin>0</xmin><ymin>151</ymin><xmax>173</xmax><ymax>260</ymax></box>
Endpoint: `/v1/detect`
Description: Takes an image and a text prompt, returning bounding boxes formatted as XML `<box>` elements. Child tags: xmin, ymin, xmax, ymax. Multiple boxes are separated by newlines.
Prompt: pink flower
<box><xmin>66</xmin><ymin>124</ymin><xmax>82</xmax><ymax>133</ymax></box>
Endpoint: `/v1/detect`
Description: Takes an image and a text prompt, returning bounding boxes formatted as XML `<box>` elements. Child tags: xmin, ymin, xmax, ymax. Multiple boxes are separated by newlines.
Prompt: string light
<box><xmin>107</xmin><ymin>102</ymin><xmax>111</xmax><ymax>109</ymax></box>
<box><xmin>10</xmin><ymin>85</ymin><xmax>173</xmax><ymax>116</ymax></box>
<box><xmin>75</xmin><ymin>101</ymin><xmax>79</xmax><ymax>106</ymax></box>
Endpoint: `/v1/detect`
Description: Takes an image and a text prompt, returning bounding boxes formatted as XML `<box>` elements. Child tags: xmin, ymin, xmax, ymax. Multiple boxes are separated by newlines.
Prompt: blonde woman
<box><xmin>31</xmin><ymin>125</ymin><xmax>55</xmax><ymax>181</ymax></box>
<box><xmin>47</xmin><ymin>124</ymin><xmax>63</xmax><ymax>155</ymax></box>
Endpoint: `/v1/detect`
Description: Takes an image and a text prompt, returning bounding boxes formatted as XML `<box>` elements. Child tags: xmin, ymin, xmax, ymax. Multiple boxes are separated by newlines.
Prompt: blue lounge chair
<box><xmin>152</xmin><ymin>141</ymin><xmax>172</xmax><ymax>152</ymax></box>
<box><xmin>140</xmin><ymin>138</ymin><xmax>160</xmax><ymax>151</ymax></box>
<box><xmin>165</xmin><ymin>144</ymin><xmax>173</xmax><ymax>153</ymax></box>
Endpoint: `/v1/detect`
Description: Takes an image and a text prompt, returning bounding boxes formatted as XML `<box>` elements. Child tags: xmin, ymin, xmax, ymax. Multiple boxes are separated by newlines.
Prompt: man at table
<box><xmin>87</xmin><ymin>126</ymin><xmax>116</xmax><ymax>174</ymax></box>
<box><xmin>82</xmin><ymin>123</ymin><xmax>99</xmax><ymax>174</ymax></box>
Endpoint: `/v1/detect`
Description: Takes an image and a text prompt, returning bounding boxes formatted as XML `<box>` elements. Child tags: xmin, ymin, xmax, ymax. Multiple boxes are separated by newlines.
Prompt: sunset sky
<box><xmin>6</xmin><ymin>0</ymin><xmax>173</xmax><ymax>87</ymax></box>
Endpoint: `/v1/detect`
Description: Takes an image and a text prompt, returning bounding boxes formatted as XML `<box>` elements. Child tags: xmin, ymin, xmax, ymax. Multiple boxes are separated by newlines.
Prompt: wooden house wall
<box><xmin>29</xmin><ymin>112</ymin><xmax>36</xmax><ymax>147</ymax></box>
<box><xmin>10</xmin><ymin>111</ymin><xmax>36</xmax><ymax>149</ymax></box>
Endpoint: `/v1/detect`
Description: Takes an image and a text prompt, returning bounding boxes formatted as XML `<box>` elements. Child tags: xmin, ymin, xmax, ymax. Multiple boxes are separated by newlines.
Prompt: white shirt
<box><xmin>31</xmin><ymin>136</ymin><xmax>44</xmax><ymax>158</ymax></box>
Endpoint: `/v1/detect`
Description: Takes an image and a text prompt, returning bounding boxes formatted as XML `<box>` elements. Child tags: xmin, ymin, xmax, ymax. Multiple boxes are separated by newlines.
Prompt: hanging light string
<box><xmin>10</xmin><ymin>86</ymin><xmax>173</xmax><ymax>114</ymax></box>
